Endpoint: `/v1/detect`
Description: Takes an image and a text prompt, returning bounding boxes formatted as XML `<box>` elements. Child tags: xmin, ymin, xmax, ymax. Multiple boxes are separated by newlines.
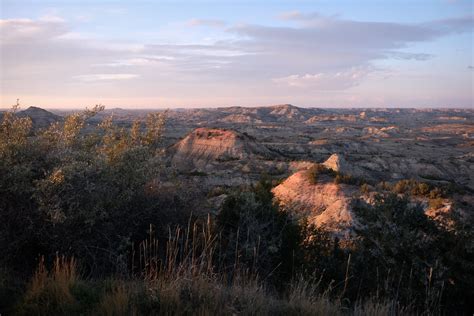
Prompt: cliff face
<box><xmin>272</xmin><ymin>169</ymin><xmax>358</xmax><ymax>234</ymax></box>
<box><xmin>170</xmin><ymin>128</ymin><xmax>275</xmax><ymax>170</ymax></box>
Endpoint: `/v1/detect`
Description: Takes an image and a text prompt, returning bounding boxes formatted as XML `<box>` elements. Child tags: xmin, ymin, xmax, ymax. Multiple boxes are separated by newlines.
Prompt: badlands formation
<box><xmin>15</xmin><ymin>104</ymin><xmax>474</xmax><ymax>233</ymax></box>
<box><xmin>272</xmin><ymin>164</ymin><xmax>357</xmax><ymax>234</ymax></box>
<box><xmin>170</xmin><ymin>127</ymin><xmax>277</xmax><ymax>171</ymax></box>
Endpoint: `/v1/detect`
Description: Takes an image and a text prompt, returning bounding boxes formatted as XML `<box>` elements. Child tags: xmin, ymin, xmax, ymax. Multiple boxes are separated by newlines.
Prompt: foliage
<box><xmin>351</xmin><ymin>194</ymin><xmax>473</xmax><ymax>313</ymax></box>
<box><xmin>296</xmin><ymin>222</ymin><xmax>348</xmax><ymax>291</ymax></box>
<box><xmin>215</xmin><ymin>178</ymin><xmax>301</xmax><ymax>284</ymax></box>
<box><xmin>391</xmin><ymin>178</ymin><xmax>462</xmax><ymax>198</ymax></box>
<box><xmin>306</xmin><ymin>163</ymin><xmax>366</xmax><ymax>186</ymax></box>
<box><xmin>306</xmin><ymin>163</ymin><xmax>335</xmax><ymax>184</ymax></box>
<box><xmin>334</xmin><ymin>173</ymin><xmax>364</xmax><ymax>185</ymax></box>
<box><xmin>0</xmin><ymin>106</ymin><xmax>186</xmax><ymax>275</ymax></box>
<box><xmin>360</xmin><ymin>183</ymin><xmax>370</xmax><ymax>194</ymax></box>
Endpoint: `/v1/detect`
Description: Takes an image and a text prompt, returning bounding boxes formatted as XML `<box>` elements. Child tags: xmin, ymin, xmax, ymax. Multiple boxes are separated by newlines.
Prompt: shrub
<box><xmin>429</xmin><ymin>198</ymin><xmax>444</xmax><ymax>209</ymax></box>
<box><xmin>411</xmin><ymin>182</ymin><xmax>430</xmax><ymax>196</ymax></box>
<box><xmin>307</xmin><ymin>163</ymin><xmax>335</xmax><ymax>184</ymax></box>
<box><xmin>216</xmin><ymin>178</ymin><xmax>301</xmax><ymax>284</ymax></box>
<box><xmin>360</xmin><ymin>183</ymin><xmax>370</xmax><ymax>194</ymax></box>
<box><xmin>335</xmin><ymin>173</ymin><xmax>354</xmax><ymax>185</ymax></box>
<box><xmin>351</xmin><ymin>194</ymin><xmax>473</xmax><ymax>313</ymax></box>
<box><xmin>429</xmin><ymin>187</ymin><xmax>443</xmax><ymax>199</ymax></box>
<box><xmin>392</xmin><ymin>179</ymin><xmax>411</xmax><ymax>194</ymax></box>
<box><xmin>334</xmin><ymin>173</ymin><xmax>366</xmax><ymax>186</ymax></box>
<box><xmin>376</xmin><ymin>181</ymin><xmax>392</xmax><ymax>191</ymax></box>
<box><xmin>392</xmin><ymin>179</ymin><xmax>443</xmax><ymax>198</ymax></box>
<box><xmin>0</xmin><ymin>106</ymin><xmax>188</xmax><ymax>275</ymax></box>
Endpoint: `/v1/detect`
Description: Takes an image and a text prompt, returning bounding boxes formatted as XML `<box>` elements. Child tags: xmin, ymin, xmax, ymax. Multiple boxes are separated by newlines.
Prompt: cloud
<box><xmin>229</xmin><ymin>18</ymin><xmax>465</xmax><ymax>53</ymax></box>
<box><xmin>187</xmin><ymin>18</ymin><xmax>226</xmax><ymax>28</ymax></box>
<box><xmin>0</xmin><ymin>16</ymin><xmax>142</xmax><ymax>75</ymax></box>
<box><xmin>272</xmin><ymin>67</ymin><xmax>374</xmax><ymax>89</ymax></box>
<box><xmin>389</xmin><ymin>52</ymin><xmax>433</xmax><ymax>61</ymax></box>
<box><xmin>211</xmin><ymin>13</ymin><xmax>472</xmax><ymax>86</ymax></box>
<box><xmin>1</xmin><ymin>12</ymin><xmax>472</xmax><ymax>106</ymax></box>
<box><xmin>424</xmin><ymin>15</ymin><xmax>473</xmax><ymax>34</ymax></box>
<box><xmin>0</xmin><ymin>18</ymin><xmax>68</xmax><ymax>43</ymax></box>
<box><xmin>278</xmin><ymin>10</ymin><xmax>339</xmax><ymax>26</ymax></box>
<box><xmin>97</xmin><ymin>56</ymin><xmax>175</xmax><ymax>67</ymax></box>
<box><xmin>279</xmin><ymin>11</ymin><xmax>321</xmax><ymax>21</ymax></box>
<box><xmin>73</xmin><ymin>74</ymin><xmax>139</xmax><ymax>82</ymax></box>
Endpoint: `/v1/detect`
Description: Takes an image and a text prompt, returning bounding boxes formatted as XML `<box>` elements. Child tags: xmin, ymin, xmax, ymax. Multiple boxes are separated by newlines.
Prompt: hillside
<box><xmin>170</xmin><ymin>127</ymin><xmax>277</xmax><ymax>170</ymax></box>
<box><xmin>18</xmin><ymin>106</ymin><xmax>62</xmax><ymax>129</ymax></box>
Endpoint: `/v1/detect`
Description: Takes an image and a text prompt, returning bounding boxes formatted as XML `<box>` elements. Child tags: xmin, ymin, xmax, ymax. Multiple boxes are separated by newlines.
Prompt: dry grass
<box><xmin>99</xmin><ymin>283</ymin><xmax>131</xmax><ymax>316</ymax></box>
<box><xmin>132</xmin><ymin>217</ymin><xmax>398</xmax><ymax>315</ymax></box>
<box><xmin>14</xmin><ymin>220</ymin><xmax>402</xmax><ymax>315</ymax></box>
<box><xmin>20</xmin><ymin>255</ymin><xmax>78</xmax><ymax>315</ymax></box>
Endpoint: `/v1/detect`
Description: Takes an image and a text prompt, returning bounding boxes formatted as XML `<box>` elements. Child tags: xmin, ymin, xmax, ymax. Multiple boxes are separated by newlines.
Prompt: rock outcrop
<box><xmin>170</xmin><ymin>128</ymin><xmax>276</xmax><ymax>170</ymax></box>
<box><xmin>272</xmin><ymin>169</ymin><xmax>358</xmax><ymax>235</ymax></box>
<box><xmin>322</xmin><ymin>153</ymin><xmax>366</xmax><ymax>178</ymax></box>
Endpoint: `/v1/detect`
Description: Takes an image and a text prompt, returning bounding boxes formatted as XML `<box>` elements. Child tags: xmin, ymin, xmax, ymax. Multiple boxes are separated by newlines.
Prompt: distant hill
<box><xmin>17</xmin><ymin>106</ymin><xmax>62</xmax><ymax>129</ymax></box>
<box><xmin>167</xmin><ymin>104</ymin><xmax>325</xmax><ymax>124</ymax></box>
<box><xmin>267</xmin><ymin>104</ymin><xmax>314</xmax><ymax>122</ymax></box>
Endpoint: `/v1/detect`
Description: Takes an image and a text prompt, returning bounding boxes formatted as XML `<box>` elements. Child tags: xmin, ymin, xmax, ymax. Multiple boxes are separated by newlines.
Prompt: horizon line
<box><xmin>1</xmin><ymin>104</ymin><xmax>473</xmax><ymax>111</ymax></box>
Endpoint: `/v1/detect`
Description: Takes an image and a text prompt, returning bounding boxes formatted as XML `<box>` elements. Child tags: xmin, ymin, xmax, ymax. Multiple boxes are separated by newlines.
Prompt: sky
<box><xmin>0</xmin><ymin>0</ymin><xmax>473</xmax><ymax>109</ymax></box>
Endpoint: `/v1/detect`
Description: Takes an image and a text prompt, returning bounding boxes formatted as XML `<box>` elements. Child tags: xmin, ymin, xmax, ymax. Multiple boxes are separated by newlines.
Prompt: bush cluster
<box><xmin>307</xmin><ymin>163</ymin><xmax>366</xmax><ymax>186</ymax></box>
<box><xmin>307</xmin><ymin>163</ymin><xmax>335</xmax><ymax>183</ymax></box>
<box><xmin>391</xmin><ymin>179</ymin><xmax>463</xmax><ymax>198</ymax></box>
<box><xmin>0</xmin><ymin>106</ymin><xmax>188</xmax><ymax>275</ymax></box>
<box><xmin>351</xmin><ymin>194</ymin><xmax>473</xmax><ymax>313</ymax></box>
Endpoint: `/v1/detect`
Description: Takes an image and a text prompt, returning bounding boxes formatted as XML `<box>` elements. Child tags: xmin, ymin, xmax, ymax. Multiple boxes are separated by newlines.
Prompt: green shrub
<box><xmin>0</xmin><ymin>106</ymin><xmax>188</xmax><ymax>275</ymax></box>
<box><xmin>216</xmin><ymin>178</ymin><xmax>301</xmax><ymax>284</ymax></box>
<box><xmin>351</xmin><ymin>194</ymin><xmax>473</xmax><ymax>313</ymax></box>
